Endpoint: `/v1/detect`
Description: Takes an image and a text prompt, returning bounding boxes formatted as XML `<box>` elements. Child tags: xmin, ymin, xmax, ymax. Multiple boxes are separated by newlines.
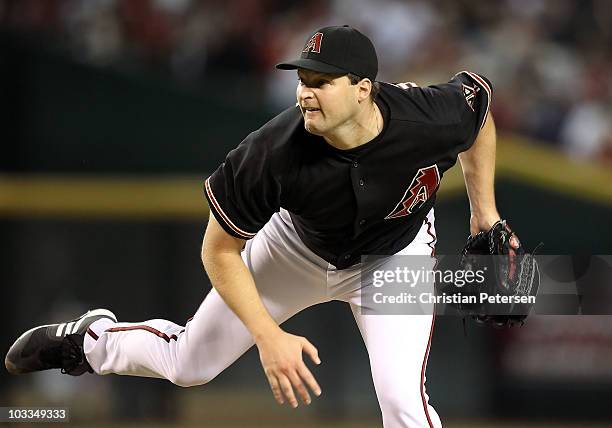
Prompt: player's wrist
<box><xmin>469</xmin><ymin>212</ymin><xmax>501</xmax><ymax>235</ymax></box>
<box><xmin>251</xmin><ymin>322</ymin><xmax>283</xmax><ymax>345</ymax></box>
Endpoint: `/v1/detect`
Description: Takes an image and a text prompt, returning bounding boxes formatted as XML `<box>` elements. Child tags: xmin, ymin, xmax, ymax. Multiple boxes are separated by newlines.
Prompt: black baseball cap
<box><xmin>276</xmin><ymin>25</ymin><xmax>378</xmax><ymax>81</ymax></box>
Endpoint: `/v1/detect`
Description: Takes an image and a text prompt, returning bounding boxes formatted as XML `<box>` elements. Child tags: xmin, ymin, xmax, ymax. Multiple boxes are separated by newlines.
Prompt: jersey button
<box><xmin>344</xmin><ymin>254</ymin><xmax>351</xmax><ymax>260</ymax></box>
<box><xmin>352</xmin><ymin>161</ymin><xmax>359</xmax><ymax>168</ymax></box>
<box><xmin>359</xmin><ymin>179</ymin><xmax>365</xmax><ymax>186</ymax></box>
<box><xmin>359</xmin><ymin>219</ymin><xmax>366</xmax><ymax>226</ymax></box>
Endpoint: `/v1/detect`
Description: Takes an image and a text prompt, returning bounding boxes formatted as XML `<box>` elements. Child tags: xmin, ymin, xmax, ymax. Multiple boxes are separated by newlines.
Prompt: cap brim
<box><xmin>276</xmin><ymin>58</ymin><xmax>348</xmax><ymax>75</ymax></box>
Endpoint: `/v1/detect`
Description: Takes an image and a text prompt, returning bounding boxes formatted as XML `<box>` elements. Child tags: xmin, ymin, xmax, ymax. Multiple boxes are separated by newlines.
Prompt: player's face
<box><xmin>296</xmin><ymin>69</ymin><xmax>360</xmax><ymax>136</ymax></box>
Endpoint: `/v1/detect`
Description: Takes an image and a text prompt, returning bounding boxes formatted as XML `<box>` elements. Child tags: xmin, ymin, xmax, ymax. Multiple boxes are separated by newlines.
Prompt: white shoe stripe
<box><xmin>56</xmin><ymin>323</ymin><xmax>65</xmax><ymax>337</ymax></box>
<box><xmin>65</xmin><ymin>322</ymin><xmax>75</xmax><ymax>335</ymax></box>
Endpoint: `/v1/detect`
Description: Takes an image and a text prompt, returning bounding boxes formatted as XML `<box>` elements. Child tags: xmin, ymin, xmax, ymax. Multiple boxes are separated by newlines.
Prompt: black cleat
<box><xmin>5</xmin><ymin>308</ymin><xmax>116</xmax><ymax>376</ymax></box>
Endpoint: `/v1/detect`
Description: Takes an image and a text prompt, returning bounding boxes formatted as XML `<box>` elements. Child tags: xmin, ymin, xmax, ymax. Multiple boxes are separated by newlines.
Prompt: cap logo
<box><xmin>303</xmin><ymin>32</ymin><xmax>323</xmax><ymax>54</ymax></box>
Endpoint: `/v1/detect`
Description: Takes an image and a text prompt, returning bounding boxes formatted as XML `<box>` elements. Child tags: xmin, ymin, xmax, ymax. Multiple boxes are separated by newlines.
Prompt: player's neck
<box><xmin>323</xmin><ymin>102</ymin><xmax>383</xmax><ymax>150</ymax></box>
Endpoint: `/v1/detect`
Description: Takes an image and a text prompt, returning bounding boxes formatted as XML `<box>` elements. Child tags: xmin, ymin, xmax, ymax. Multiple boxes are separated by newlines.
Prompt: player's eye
<box><xmin>297</xmin><ymin>78</ymin><xmax>328</xmax><ymax>88</ymax></box>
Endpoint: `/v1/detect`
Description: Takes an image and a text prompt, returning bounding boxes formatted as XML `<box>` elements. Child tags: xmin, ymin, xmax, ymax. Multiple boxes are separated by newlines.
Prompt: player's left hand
<box><xmin>457</xmin><ymin>219</ymin><xmax>540</xmax><ymax>328</ymax></box>
<box><xmin>255</xmin><ymin>328</ymin><xmax>322</xmax><ymax>408</ymax></box>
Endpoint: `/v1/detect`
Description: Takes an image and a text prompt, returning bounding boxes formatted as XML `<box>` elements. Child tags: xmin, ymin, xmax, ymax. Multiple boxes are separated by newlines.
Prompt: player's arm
<box><xmin>458</xmin><ymin>113</ymin><xmax>501</xmax><ymax>236</ymax></box>
<box><xmin>201</xmin><ymin>214</ymin><xmax>321</xmax><ymax>407</ymax></box>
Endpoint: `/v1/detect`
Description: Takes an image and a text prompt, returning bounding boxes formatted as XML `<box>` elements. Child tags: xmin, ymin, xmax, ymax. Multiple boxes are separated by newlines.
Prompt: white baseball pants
<box><xmin>84</xmin><ymin>209</ymin><xmax>442</xmax><ymax>428</ymax></box>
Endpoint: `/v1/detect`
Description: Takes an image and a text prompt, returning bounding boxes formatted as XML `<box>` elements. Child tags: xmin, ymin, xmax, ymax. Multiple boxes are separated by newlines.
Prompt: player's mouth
<box><xmin>303</xmin><ymin>107</ymin><xmax>321</xmax><ymax>115</ymax></box>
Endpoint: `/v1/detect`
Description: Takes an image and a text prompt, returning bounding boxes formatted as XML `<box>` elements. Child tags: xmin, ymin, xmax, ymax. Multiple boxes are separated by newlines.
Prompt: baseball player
<box><xmin>6</xmin><ymin>25</ymin><xmax>498</xmax><ymax>428</ymax></box>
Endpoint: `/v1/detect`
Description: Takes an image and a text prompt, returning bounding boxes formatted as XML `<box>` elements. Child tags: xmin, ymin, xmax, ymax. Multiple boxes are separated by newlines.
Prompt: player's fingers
<box><xmin>297</xmin><ymin>363</ymin><xmax>322</xmax><ymax>397</ymax></box>
<box><xmin>278</xmin><ymin>373</ymin><xmax>299</xmax><ymax>408</ymax></box>
<box><xmin>265</xmin><ymin>372</ymin><xmax>284</xmax><ymax>405</ymax></box>
<box><xmin>287</xmin><ymin>370</ymin><xmax>311</xmax><ymax>405</ymax></box>
<box><xmin>300</xmin><ymin>338</ymin><xmax>321</xmax><ymax>365</ymax></box>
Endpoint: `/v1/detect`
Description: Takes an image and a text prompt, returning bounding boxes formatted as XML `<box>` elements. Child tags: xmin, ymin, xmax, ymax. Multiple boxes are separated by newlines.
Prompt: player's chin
<box><xmin>303</xmin><ymin>119</ymin><xmax>325</xmax><ymax>135</ymax></box>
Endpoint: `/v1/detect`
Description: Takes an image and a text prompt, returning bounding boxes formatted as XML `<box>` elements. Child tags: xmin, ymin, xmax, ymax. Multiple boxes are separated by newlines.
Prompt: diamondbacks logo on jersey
<box><xmin>385</xmin><ymin>165</ymin><xmax>440</xmax><ymax>219</ymax></box>
<box><xmin>462</xmin><ymin>83</ymin><xmax>480</xmax><ymax>111</ymax></box>
<box><xmin>303</xmin><ymin>32</ymin><xmax>323</xmax><ymax>53</ymax></box>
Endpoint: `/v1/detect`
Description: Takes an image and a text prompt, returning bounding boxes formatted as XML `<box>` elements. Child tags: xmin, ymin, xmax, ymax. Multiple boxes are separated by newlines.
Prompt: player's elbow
<box><xmin>201</xmin><ymin>245</ymin><xmax>216</xmax><ymax>278</ymax></box>
<box><xmin>201</xmin><ymin>241</ymin><xmax>229</xmax><ymax>274</ymax></box>
<box><xmin>200</xmin><ymin>239</ymin><xmax>209</xmax><ymax>267</ymax></box>
<box><xmin>201</xmin><ymin>213</ymin><xmax>246</xmax><ymax>269</ymax></box>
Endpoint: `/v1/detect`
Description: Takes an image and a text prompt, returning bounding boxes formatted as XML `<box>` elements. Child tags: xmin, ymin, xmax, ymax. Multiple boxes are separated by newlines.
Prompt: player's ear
<box><xmin>357</xmin><ymin>78</ymin><xmax>372</xmax><ymax>103</ymax></box>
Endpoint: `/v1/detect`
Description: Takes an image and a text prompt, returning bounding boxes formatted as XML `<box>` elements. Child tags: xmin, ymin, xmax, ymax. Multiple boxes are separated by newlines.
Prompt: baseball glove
<box><xmin>456</xmin><ymin>220</ymin><xmax>540</xmax><ymax>328</ymax></box>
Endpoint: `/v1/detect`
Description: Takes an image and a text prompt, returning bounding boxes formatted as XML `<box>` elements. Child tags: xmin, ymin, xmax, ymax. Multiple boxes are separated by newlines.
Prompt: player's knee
<box><xmin>378</xmin><ymin>387</ymin><xmax>424</xmax><ymax>419</ymax></box>
<box><xmin>379</xmin><ymin>385</ymin><xmax>439</xmax><ymax>428</ymax></box>
<box><xmin>168</xmin><ymin>366</ymin><xmax>215</xmax><ymax>388</ymax></box>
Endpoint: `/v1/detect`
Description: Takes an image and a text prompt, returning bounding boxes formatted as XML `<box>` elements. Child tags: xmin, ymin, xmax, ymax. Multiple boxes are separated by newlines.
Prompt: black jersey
<box><xmin>205</xmin><ymin>71</ymin><xmax>492</xmax><ymax>269</ymax></box>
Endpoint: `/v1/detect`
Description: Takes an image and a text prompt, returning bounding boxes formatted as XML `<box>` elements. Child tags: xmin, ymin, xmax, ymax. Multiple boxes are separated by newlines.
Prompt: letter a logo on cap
<box><xmin>303</xmin><ymin>32</ymin><xmax>323</xmax><ymax>53</ymax></box>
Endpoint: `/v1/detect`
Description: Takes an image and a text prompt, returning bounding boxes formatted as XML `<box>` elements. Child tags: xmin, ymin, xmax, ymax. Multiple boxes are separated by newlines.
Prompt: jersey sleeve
<box><xmin>449</xmin><ymin>71</ymin><xmax>492</xmax><ymax>144</ymax></box>
<box><xmin>387</xmin><ymin>71</ymin><xmax>491</xmax><ymax>140</ymax></box>
<box><xmin>204</xmin><ymin>132</ymin><xmax>283</xmax><ymax>240</ymax></box>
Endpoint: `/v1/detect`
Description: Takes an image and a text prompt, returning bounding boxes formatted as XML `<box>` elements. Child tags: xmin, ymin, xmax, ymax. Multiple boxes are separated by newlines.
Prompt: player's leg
<box><xmin>8</xmin><ymin>210</ymin><xmax>329</xmax><ymax>387</ymax></box>
<box><xmin>84</xmin><ymin>210</ymin><xmax>329</xmax><ymax>386</ymax></box>
<box><xmin>335</xmin><ymin>210</ymin><xmax>442</xmax><ymax>428</ymax></box>
<box><xmin>349</xmin><ymin>308</ymin><xmax>441</xmax><ymax>428</ymax></box>
<box><xmin>5</xmin><ymin>309</ymin><xmax>117</xmax><ymax>376</ymax></box>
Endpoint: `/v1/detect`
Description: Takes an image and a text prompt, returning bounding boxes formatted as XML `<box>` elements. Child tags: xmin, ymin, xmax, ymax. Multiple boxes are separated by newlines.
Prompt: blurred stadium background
<box><xmin>1</xmin><ymin>0</ymin><xmax>611</xmax><ymax>427</ymax></box>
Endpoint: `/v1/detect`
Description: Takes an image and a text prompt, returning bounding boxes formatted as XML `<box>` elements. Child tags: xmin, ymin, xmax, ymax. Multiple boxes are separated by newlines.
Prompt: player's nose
<box><xmin>297</xmin><ymin>85</ymin><xmax>314</xmax><ymax>101</ymax></box>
